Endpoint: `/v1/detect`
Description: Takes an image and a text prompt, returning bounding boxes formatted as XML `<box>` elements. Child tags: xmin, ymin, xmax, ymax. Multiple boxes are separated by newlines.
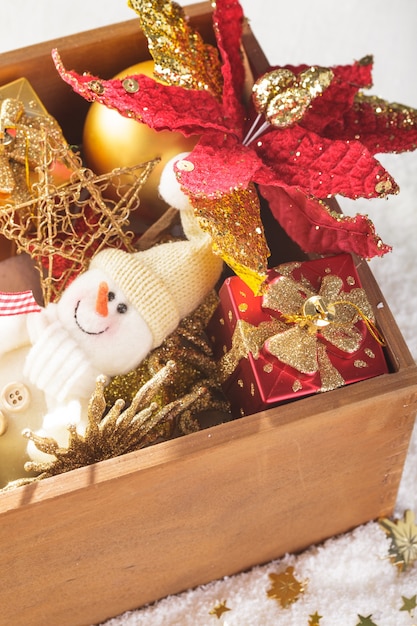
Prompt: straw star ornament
<box><xmin>53</xmin><ymin>0</ymin><xmax>417</xmax><ymax>294</ymax></box>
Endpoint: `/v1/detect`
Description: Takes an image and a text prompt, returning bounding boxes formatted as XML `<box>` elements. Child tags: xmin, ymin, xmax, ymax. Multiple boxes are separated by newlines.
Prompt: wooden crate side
<box><xmin>0</xmin><ymin>364</ymin><xmax>416</xmax><ymax>626</ymax></box>
<box><xmin>0</xmin><ymin>337</ymin><xmax>416</xmax><ymax>517</ymax></box>
<box><xmin>354</xmin><ymin>257</ymin><xmax>416</xmax><ymax>371</ymax></box>
<box><xmin>2</xmin><ymin>398</ymin><xmax>416</xmax><ymax>626</ymax></box>
<box><xmin>0</xmin><ymin>173</ymin><xmax>415</xmax><ymax>624</ymax></box>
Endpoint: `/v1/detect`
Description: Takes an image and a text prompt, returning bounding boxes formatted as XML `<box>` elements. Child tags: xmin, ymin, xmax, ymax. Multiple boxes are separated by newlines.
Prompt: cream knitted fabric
<box><xmin>90</xmin><ymin>208</ymin><xmax>223</xmax><ymax>349</ymax></box>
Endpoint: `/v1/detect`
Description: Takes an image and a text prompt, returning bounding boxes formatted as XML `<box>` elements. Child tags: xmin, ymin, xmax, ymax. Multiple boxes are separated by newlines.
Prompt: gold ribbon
<box><xmin>220</xmin><ymin>271</ymin><xmax>384</xmax><ymax>392</ymax></box>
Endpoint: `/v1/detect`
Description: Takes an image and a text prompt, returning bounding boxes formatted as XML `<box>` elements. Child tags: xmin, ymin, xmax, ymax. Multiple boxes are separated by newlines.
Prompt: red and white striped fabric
<box><xmin>0</xmin><ymin>291</ymin><xmax>42</xmax><ymax>316</ymax></box>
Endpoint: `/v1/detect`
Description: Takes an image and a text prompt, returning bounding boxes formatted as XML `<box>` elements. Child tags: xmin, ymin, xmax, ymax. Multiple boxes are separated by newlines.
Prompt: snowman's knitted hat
<box><xmin>90</xmin><ymin>209</ymin><xmax>222</xmax><ymax>349</ymax></box>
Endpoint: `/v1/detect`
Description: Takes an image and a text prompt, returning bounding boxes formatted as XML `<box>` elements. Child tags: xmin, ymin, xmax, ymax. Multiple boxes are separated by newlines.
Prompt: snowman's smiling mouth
<box><xmin>74</xmin><ymin>301</ymin><xmax>110</xmax><ymax>335</ymax></box>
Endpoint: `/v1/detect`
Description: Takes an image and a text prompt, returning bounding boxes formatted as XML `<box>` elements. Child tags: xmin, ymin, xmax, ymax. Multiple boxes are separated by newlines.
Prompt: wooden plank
<box><xmin>0</xmin><ymin>363</ymin><xmax>416</xmax><ymax>625</ymax></box>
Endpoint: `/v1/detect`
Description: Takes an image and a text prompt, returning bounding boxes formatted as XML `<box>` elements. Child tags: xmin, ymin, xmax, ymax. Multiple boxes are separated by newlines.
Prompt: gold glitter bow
<box><xmin>0</xmin><ymin>96</ymin><xmax>66</xmax><ymax>200</ymax></box>
<box><xmin>221</xmin><ymin>270</ymin><xmax>381</xmax><ymax>392</ymax></box>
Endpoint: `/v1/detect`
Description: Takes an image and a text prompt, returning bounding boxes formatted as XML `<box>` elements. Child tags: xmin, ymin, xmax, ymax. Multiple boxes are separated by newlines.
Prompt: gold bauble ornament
<box><xmin>82</xmin><ymin>60</ymin><xmax>197</xmax><ymax>223</ymax></box>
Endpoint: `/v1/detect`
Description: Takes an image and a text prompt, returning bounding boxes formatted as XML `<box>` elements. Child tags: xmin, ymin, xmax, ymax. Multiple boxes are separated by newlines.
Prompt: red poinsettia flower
<box><xmin>52</xmin><ymin>0</ymin><xmax>417</xmax><ymax>294</ymax></box>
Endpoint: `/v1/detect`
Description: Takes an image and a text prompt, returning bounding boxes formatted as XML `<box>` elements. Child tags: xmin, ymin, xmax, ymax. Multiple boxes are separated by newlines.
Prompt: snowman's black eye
<box><xmin>108</xmin><ymin>291</ymin><xmax>115</xmax><ymax>302</ymax></box>
<box><xmin>117</xmin><ymin>303</ymin><xmax>128</xmax><ymax>314</ymax></box>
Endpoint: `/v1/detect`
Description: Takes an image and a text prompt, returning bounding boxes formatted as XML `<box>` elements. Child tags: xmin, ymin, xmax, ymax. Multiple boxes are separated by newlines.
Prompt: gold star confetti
<box><xmin>400</xmin><ymin>594</ymin><xmax>417</xmax><ymax>616</ymax></box>
<box><xmin>209</xmin><ymin>600</ymin><xmax>231</xmax><ymax>619</ymax></box>
<box><xmin>356</xmin><ymin>616</ymin><xmax>378</xmax><ymax>626</ymax></box>
<box><xmin>308</xmin><ymin>611</ymin><xmax>323</xmax><ymax>625</ymax></box>
<box><xmin>379</xmin><ymin>509</ymin><xmax>417</xmax><ymax>571</ymax></box>
<box><xmin>266</xmin><ymin>565</ymin><xmax>306</xmax><ymax>608</ymax></box>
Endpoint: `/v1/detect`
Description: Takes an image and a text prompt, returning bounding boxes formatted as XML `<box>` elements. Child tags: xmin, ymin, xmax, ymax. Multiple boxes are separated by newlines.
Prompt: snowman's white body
<box><xmin>0</xmin><ymin>315</ymin><xmax>48</xmax><ymax>486</ymax></box>
<box><xmin>0</xmin><ymin>271</ymin><xmax>154</xmax><ymax>486</ymax></box>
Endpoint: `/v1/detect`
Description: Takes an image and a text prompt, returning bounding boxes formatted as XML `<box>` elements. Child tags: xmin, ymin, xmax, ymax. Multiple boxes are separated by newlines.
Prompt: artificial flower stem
<box><xmin>244</xmin><ymin>120</ymin><xmax>270</xmax><ymax>145</ymax></box>
<box><xmin>243</xmin><ymin>113</ymin><xmax>270</xmax><ymax>146</ymax></box>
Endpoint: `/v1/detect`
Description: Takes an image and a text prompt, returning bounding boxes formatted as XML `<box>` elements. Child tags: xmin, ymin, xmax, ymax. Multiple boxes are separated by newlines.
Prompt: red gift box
<box><xmin>207</xmin><ymin>254</ymin><xmax>389</xmax><ymax>417</ymax></box>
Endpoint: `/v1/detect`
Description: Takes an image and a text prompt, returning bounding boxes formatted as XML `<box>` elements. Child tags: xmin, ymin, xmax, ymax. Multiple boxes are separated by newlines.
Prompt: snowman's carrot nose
<box><xmin>95</xmin><ymin>281</ymin><xmax>109</xmax><ymax>317</ymax></box>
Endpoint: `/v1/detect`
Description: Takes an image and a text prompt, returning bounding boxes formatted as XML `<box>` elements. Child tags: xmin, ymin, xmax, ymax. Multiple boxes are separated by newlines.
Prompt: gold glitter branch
<box><xmin>15</xmin><ymin>361</ymin><xmax>207</xmax><ymax>483</ymax></box>
<box><xmin>105</xmin><ymin>290</ymin><xmax>230</xmax><ymax>422</ymax></box>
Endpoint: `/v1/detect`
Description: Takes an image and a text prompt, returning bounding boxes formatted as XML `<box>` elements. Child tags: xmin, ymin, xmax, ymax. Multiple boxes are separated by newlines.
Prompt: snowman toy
<box><xmin>0</xmin><ymin>153</ymin><xmax>223</xmax><ymax>486</ymax></box>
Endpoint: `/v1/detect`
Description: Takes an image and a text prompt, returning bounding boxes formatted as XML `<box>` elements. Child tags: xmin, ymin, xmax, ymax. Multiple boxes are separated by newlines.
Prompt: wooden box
<box><xmin>0</xmin><ymin>4</ymin><xmax>416</xmax><ymax>625</ymax></box>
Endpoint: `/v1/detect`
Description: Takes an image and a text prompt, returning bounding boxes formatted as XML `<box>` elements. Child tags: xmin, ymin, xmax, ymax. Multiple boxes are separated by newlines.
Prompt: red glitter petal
<box><xmin>175</xmin><ymin>133</ymin><xmax>263</xmax><ymax>197</ymax></box>
<box><xmin>213</xmin><ymin>0</ymin><xmax>246</xmax><ymax>134</ymax></box>
<box><xmin>52</xmin><ymin>50</ymin><xmax>229</xmax><ymax>137</ymax></box>
<box><xmin>322</xmin><ymin>96</ymin><xmax>417</xmax><ymax>154</ymax></box>
<box><xmin>259</xmin><ymin>184</ymin><xmax>391</xmax><ymax>259</ymax></box>
<box><xmin>253</xmin><ymin>125</ymin><xmax>398</xmax><ymax>199</ymax></box>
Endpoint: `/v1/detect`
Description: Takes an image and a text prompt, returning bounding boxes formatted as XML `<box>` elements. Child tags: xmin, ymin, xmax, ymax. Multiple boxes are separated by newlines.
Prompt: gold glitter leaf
<box><xmin>128</xmin><ymin>0</ymin><xmax>223</xmax><ymax>96</ymax></box>
<box><xmin>252</xmin><ymin>66</ymin><xmax>333</xmax><ymax>128</ymax></box>
<box><xmin>191</xmin><ymin>183</ymin><xmax>270</xmax><ymax>295</ymax></box>
<box><xmin>379</xmin><ymin>509</ymin><xmax>417</xmax><ymax>571</ymax></box>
